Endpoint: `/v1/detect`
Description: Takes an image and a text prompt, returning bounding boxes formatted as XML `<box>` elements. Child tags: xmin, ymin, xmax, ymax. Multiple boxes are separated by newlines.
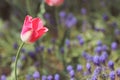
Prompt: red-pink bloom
<box><xmin>45</xmin><ymin>0</ymin><xmax>64</xmax><ymax>6</ymax></box>
<box><xmin>21</xmin><ymin>15</ymin><xmax>48</xmax><ymax>43</ymax></box>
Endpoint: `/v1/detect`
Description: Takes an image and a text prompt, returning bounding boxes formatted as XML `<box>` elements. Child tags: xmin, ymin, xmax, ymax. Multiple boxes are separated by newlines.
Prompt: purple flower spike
<box><xmin>69</xmin><ymin>70</ymin><xmax>75</xmax><ymax>78</ymax></box>
<box><xmin>65</xmin><ymin>39</ymin><xmax>70</xmax><ymax>48</ymax></box>
<box><xmin>77</xmin><ymin>35</ymin><xmax>82</xmax><ymax>40</ymax></box>
<box><xmin>111</xmin><ymin>42</ymin><xmax>118</xmax><ymax>50</ymax></box>
<box><xmin>116</xmin><ymin>68</ymin><xmax>120</xmax><ymax>77</ymax></box>
<box><xmin>97</xmin><ymin>40</ymin><xmax>102</xmax><ymax>46</ymax></box>
<box><xmin>81</xmin><ymin>8</ymin><xmax>87</xmax><ymax>15</ymax></box>
<box><xmin>47</xmin><ymin>75</ymin><xmax>53</xmax><ymax>80</ymax></box>
<box><xmin>42</xmin><ymin>75</ymin><xmax>47</xmax><ymax>80</ymax></box>
<box><xmin>93</xmin><ymin>55</ymin><xmax>100</xmax><ymax>66</ymax></box>
<box><xmin>94</xmin><ymin>46</ymin><xmax>102</xmax><ymax>54</ymax></box>
<box><xmin>51</xmin><ymin>38</ymin><xmax>56</xmax><ymax>44</ymax></box>
<box><xmin>77</xmin><ymin>64</ymin><xmax>82</xmax><ymax>72</ymax></box>
<box><xmin>44</xmin><ymin>13</ymin><xmax>50</xmax><ymax>20</ymax></box>
<box><xmin>109</xmin><ymin>71</ymin><xmax>115</xmax><ymax>80</ymax></box>
<box><xmin>35</xmin><ymin>46</ymin><xmax>44</xmax><ymax>53</ymax></box>
<box><xmin>54</xmin><ymin>74</ymin><xmax>60</xmax><ymax>80</ymax></box>
<box><xmin>59</xmin><ymin>11</ymin><xmax>66</xmax><ymax>18</ymax></box>
<box><xmin>26</xmin><ymin>74</ymin><xmax>32</xmax><ymax>80</ymax></box>
<box><xmin>47</xmin><ymin>48</ymin><xmax>52</xmax><ymax>54</ymax></box>
<box><xmin>79</xmin><ymin>38</ymin><xmax>84</xmax><ymax>45</ymax></box>
<box><xmin>67</xmin><ymin>65</ymin><xmax>73</xmax><ymax>72</ymax></box>
<box><xmin>102</xmin><ymin>13</ymin><xmax>109</xmax><ymax>21</ymax></box>
<box><xmin>114</xmin><ymin>29</ymin><xmax>120</xmax><ymax>35</ymax></box>
<box><xmin>20</xmin><ymin>54</ymin><xmax>26</xmax><ymax>60</ymax></box>
<box><xmin>108</xmin><ymin>60</ymin><xmax>114</xmax><ymax>70</ymax></box>
<box><xmin>86</xmin><ymin>62</ymin><xmax>91</xmax><ymax>73</ymax></box>
<box><xmin>82</xmin><ymin>51</ymin><xmax>91</xmax><ymax>61</ymax></box>
<box><xmin>60</xmin><ymin>47</ymin><xmax>65</xmax><ymax>54</ymax></box>
<box><xmin>13</xmin><ymin>42</ymin><xmax>18</xmax><ymax>49</ymax></box>
<box><xmin>91</xmin><ymin>75</ymin><xmax>97</xmax><ymax>80</ymax></box>
<box><xmin>1</xmin><ymin>75</ymin><xmax>6</xmax><ymax>80</ymax></box>
<box><xmin>100</xmin><ymin>51</ymin><xmax>108</xmax><ymax>64</ymax></box>
<box><xmin>93</xmin><ymin>67</ymin><xmax>102</xmax><ymax>76</ymax></box>
<box><xmin>33</xmin><ymin>71</ymin><xmax>40</xmax><ymax>79</ymax></box>
<box><xmin>65</xmin><ymin>13</ymin><xmax>77</xmax><ymax>28</ymax></box>
<box><xmin>102</xmin><ymin>45</ymin><xmax>108</xmax><ymax>51</ymax></box>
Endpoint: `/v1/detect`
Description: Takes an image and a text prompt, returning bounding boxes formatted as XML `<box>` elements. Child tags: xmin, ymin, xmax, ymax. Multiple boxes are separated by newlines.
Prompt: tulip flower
<box><xmin>21</xmin><ymin>15</ymin><xmax>48</xmax><ymax>43</ymax></box>
<box><xmin>15</xmin><ymin>15</ymin><xmax>48</xmax><ymax>80</ymax></box>
<box><xmin>45</xmin><ymin>0</ymin><xmax>64</xmax><ymax>6</ymax></box>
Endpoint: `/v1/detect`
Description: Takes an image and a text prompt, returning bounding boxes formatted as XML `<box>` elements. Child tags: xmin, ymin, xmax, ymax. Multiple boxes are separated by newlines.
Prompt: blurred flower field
<box><xmin>0</xmin><ymin>0</ymin><xmax>120</xmax><ymax>80</ymax></box>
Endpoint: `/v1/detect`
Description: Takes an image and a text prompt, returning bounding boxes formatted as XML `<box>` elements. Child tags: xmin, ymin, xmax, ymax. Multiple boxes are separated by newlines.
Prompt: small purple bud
<box><xmin>67</xmin><ymin>65</ymin><xmax>73</xmax><ymax>72</ymax></box>
<box><xmin>47</xmin><ymin>48</ymin><xmax>52</xmax><ymax>54</ymax></box>
<box><xmin>51</xmin><ymin>38</ymin><xmax>56</xmax><ymax>44</ymax></box>
<box><xmin>13</xmin><ymin>42</ymin><xmax>18</xmax><ymax>49</ymax></box>
<box><xmin>93</xmin><ymin>67</ymin><xmax>102</xmax><ymax>76</ymax></box>
<box><xmin>28</xmin><ymin>51</ymin><xmax>36</xmax><ymax>60</ymax></box>
<box><xmin>76</xmin><ymin>64</ymin><xmax>82</xmax><ymax>72</ymax></box>
<box><xmin>111</xmin><ymin>22</ymin><xmax>117</xmax><ymax>27</ymax></box>
<box><xmin>34</xmin><ymin>61</ymin><xmax>40</xmax><ymax>67</ymax></box>
<box><xmin>42</xmin><ymin>75</ymin><xmax>47</xmax><ymax>80</ymax></box>
<box><xmin>79</xmin><ymin>38</ymin><xmax>84</xmax><ymax>45</ymax></box>
<box><xmin>69</xmin><ymin>70</ymin><xmax>75</xmax><ymax>78</ymax></box>
<box><xmin>60</xmin><ymin>47</ymin><xmax>65</xmax><ymax>54</ymax></box>
<box><xmin>116</xmin><ymin>68</ymin><xmax>120</xmax><ymax>77</ymax></box>
<box><xmin>86</xmin><ymin>62</ymin><xmax>91</xmax><ymax>73</ymax></box>
<box><xmin>35</xmin><ymin>46</ymin><xmax>44</xmax><ymax>53</ymax></box>
<box><xmin>65</xmin><ymin>39</ymin><xmax>70</xmax><ymax>48</ymax></box>
<box><xmin>102</xmin><ymin>45</ymin><xmax>108</xmax><ymax>51</ymax></box>
<box><xmin>87</xmin><ymin>55</ymin><xmax>93</xmax><ymax>62</ymax></box>
<box><xmin>91</xmin><ymin>75</ymin><xmax>97</xmax><ymax>80</ymax></box>
<box><xmin>26</xmin><ymin>74</ymin><xmax>32</xmax><ymax>80</ymax></box>
<box><xmin>81</xmin><ymin>8</ymin><xmax>87</xmax><ymax>15</ymax></box>
<box><xmin>102</xmin><ymin>14</ymin><xmax>109</xmax><ymax>21</ymax></box>
<box><xmin>20</xmin><ymin>54</ymin><xmax>26</xmax><ymax>60</ymax></box>
<box><xmin>21</xmin><ymin>48</ymin><xmax>26</xmax><ymax>53</ymax></box>
<box><xmin>44</xmin><ymin>13</ymin><xmax>50</xmax><ymax>20</ymax></box>
<box><xmin>47</xmin><ymin>75</ymin><xmax>53</xmax><ymax>80</ymax></box>
<box><xmin>77</xmin><ymin>35</ymin><xmax>82</xmax><ymax>40</ymax></box>
<box><xmin>111</xmin><ymin>42</ymin><xmax>118</xmax><ymax>50</ymax></box>
<box><xmin>109</xmin><ymin>71</ymin><xmax>115</xmax><ymax>80</ymax></box>
<box><xmin>65</xmin><ymin>13</ymin><xmax>77</xmax><ymax>28</ymax></box>
<box><xmin>94</xmin><ymin>46</ymin><xmax>102</xmax><ymax>54</ymax></box>
<box><xmin>83</xmin><ymin>71</ymin><xmax>91</xmax><ymax>76</ymax></box>
<box><xmin>97</xmin><ymin>40</ymin><xmax>102</xmax><ymax>46</ymax></box>
<box><xmin>82</xmin><ymin>51</ymin><xmax>88</xmax><ymax>58</ymax></box>
<box><xmin>59</xmin><ymin>11</ymin><xmax>66</xmax><ymax>18</ymax></box>
<box><xmin>33</xmin><ymin>71</ymin><xmax>40</xmax><ymax>79</ymax></box>
<box><xmin>70</xmin><ymin>78</ymin><xmax>75</xmax><ymax>80</ymax></box>
<box><xmin>108</xmin><ymin>60</ymin><xmax>114</xmax><ymax>70</ymax></box>
<box><xmin>54</xmin><ymin>74</ymin><xmax>60</xmax><ymax>80</ymax></box>
<box><xmin>1</xmin><ymin>75</ymin><xmax>6</xmax><ymax>80</ymax></box>
<box><xmin>114</xmin><ymin>29</ymin><xmax>120</xmax><ymax>35</ymax></box>
<box><xmin>99</xmin><ymin>51</ymin><xmax>108</xmax><ymax>64</ymax></box>
<box><xmin>93</xmin><ymin>55</ymin><xmax>100</xmax><ymax>66</ymax></box>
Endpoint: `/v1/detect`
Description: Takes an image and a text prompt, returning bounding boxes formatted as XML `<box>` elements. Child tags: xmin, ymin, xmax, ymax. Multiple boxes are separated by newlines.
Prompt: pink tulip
<box><xmin>21</xmin><ymin>15</ymin><xmax>48</xmax><ymax>43</ymax></box>
<box><xmin>45</xmin><ymin>0</ymin><xmax>64</xmax><ymax>6</ymax></box>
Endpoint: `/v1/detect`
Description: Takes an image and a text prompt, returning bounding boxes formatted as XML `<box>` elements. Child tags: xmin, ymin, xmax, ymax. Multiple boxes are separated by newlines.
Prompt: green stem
<box><xmin>38</xmin><ymin>0</ymin><xmax>46</xmax><ymax>24</ymax></box>
<box><xmin>15</xmin><ymin>42</ymin><xmax>25</xmax><ymax>80</ymax></box>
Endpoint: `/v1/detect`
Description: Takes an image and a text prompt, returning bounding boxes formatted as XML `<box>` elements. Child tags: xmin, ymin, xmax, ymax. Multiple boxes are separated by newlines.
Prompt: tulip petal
<box><xmin>21</xmin><ymin>15</ymin><xmax>32</xmax><ymax>34</ymax></box>
<box><xmin>32</xmin><ymin>18</ymin><xmax>43</xmax><ymax>31</ymax></box>
<box><xmin>29</xmin><ymin>27</ymin><xmax>48</xmax><ymax>43</ymax></box>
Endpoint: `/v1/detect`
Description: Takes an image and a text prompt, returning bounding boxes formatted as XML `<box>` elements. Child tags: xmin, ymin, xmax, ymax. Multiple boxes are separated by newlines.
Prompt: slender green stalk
<box><xmin>38</xmin><ymin>0</ymin><xmax>46</xmax><ymax>24</ymax></box>
<box><xmin>15</xmin><ymin>42</ymin><xmax>25</xmax><ymax>80</ymax></box>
